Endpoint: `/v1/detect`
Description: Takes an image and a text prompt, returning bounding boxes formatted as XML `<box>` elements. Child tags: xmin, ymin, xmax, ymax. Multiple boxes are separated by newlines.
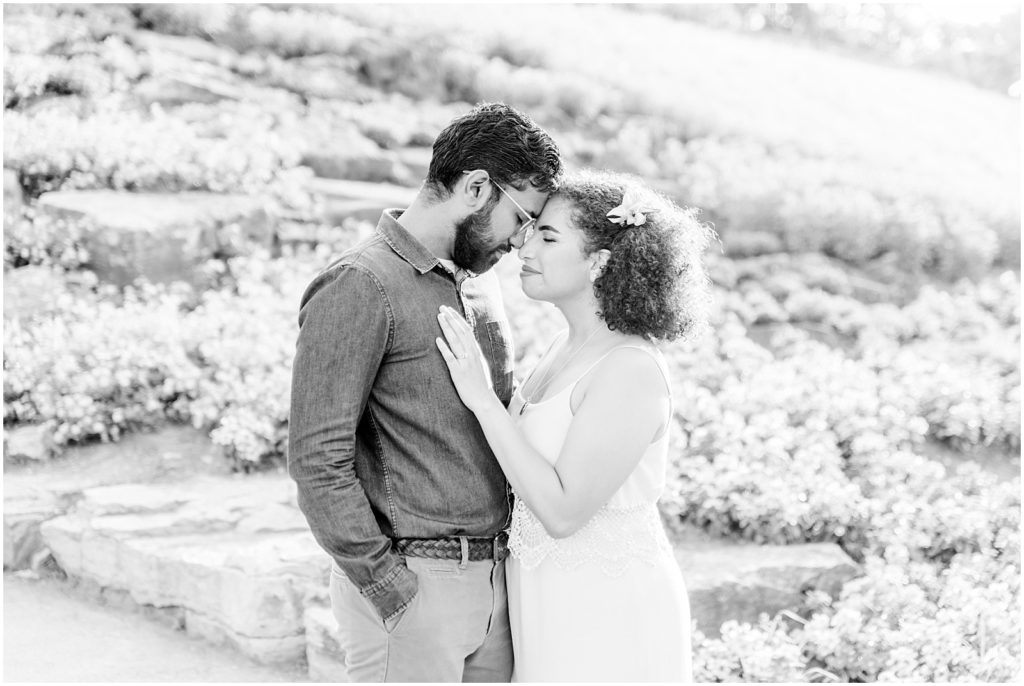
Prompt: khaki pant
<box><xmin>330</xmin><ymin>555</ymin><xmax>513</xmax><ymax>682</ymax></box>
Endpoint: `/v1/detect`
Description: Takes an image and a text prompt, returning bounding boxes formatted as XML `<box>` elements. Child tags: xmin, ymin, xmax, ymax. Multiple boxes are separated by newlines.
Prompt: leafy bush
<box><xmin>4</xmin><ymin>206</ymin><xmax>92</xmax><ymax>270</ymax></box>
<box><xmin>845</xmin><ymin>450</ymin><xmax>1020</xmax><ymax>563</ymax></box>
<box><xmin>674</xmin><ymin>137</ymin><xmax>1015</xmax><ymax>279</ymax></box>
<box><xmin>4</xmin><ymin>4</ymin><xmax>134</xmax><ymax>54</ymax></box>
<box><xmin>4</xmin><ymin>279</ymin><xmax>203</xmax><ymax>446</ymax></box>
<box><xmin>689</xmin><ymin>546</ymin><xmax>1021</xmax><ymax>683</ymax></box>
<box><xmin>131</xmin><ymin>3</ymin><xmax>234</xmax><ymax>39</ymax></box>
<box><xmin>4</xmin><ymin>99</ymin><xmax>302</xmax><ymax>198</ymax></box>
<box><xmin>3</xmin><ymin>52</ymin><xmax>111</xmax><ymax>106</ymax></box>
<box><xmin>3</xmin><ymin>253</ymin><xmax>318</xmax><ymax>467</ymax></box>
<box><xmin>796</xmin><ymin>552</ymin><xmax>1020</xmax><ymax>682</ymax></box>
<box><xmin>662</xmin><ymin>324</ymin><xmax>925</xmax><ymax>544</ymax></box>
<box><xmin>226</xmin><ymin>5</ymin><xmax>365</xmax><ymax>58</ymax></box>
<box><xmin>692</xmin><ymin>615</ymin><xmax>812</xmax><ymax>682</ymax></box>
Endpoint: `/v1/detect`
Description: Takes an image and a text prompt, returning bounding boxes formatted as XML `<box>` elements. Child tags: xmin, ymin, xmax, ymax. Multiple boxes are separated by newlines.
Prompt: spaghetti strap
<box><xmin>517</xmin><ymin>329</ymin><xmax>569</xmax><ymax>395</ymax></box>
<box><xmin>573</xmin><ymin>345</ymin><xmax>674</xmax><ymax>438</ymax></box>
<box><xmin>575</xmin><ymin>345</ymin><xmax>671</xmax><ymax>394</ymax></box>
<box><xmin>520</xmin><ymin>339</ymin><xmax>674</xmax><ymax>422</ymax></box>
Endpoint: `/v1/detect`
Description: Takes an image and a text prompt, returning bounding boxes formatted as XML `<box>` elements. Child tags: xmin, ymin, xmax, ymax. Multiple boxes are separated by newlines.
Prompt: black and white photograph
<box><xmin>2</xmin><ymin>2</ymin><xmax>1020</xmax><ymax>683</ymax></box>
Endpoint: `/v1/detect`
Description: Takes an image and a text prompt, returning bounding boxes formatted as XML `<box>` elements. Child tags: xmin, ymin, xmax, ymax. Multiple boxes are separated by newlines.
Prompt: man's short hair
<box><xmin>426</xmin><ymin>102</ymin><xmax>563</xmax><ymax>199</ymax></box>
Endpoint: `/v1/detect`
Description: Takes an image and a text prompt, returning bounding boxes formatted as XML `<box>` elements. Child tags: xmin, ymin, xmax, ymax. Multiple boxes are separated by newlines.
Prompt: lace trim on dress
<box><xmin>507</xmin><ymin>496</ymin><xmax>673</xmax><ymax>576</ymax></box>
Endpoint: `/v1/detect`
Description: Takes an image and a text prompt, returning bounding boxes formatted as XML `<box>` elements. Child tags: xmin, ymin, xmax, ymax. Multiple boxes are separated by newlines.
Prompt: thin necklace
<box><xmin>519</xmin><ymin>323</ymin><xmax>604</xmax><ymax>416</ymax></box>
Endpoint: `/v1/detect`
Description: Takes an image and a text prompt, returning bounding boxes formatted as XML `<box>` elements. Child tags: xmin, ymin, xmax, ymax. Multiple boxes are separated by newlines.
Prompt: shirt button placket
<box><xmin>454</xmin><ymin>271</ymin><xmax>476</xmax><ymax>330</ymax></box>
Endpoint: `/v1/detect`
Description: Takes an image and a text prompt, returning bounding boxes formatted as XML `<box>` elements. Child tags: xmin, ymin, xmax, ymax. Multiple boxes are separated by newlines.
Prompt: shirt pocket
<box><xmin>484</xmin><ymin>320</ymin><xmax>514</xmax><ymax>405</ymax></box>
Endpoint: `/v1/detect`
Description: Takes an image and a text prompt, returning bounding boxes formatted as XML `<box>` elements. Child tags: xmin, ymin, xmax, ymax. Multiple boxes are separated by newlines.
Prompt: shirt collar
<box><xmin>376</xmin><ymin>209</ymin><xmax>441</xmax><ymax>275</ymax></box>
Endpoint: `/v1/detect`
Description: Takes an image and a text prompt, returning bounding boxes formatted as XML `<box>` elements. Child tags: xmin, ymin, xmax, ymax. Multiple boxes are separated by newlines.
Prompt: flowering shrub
<box><xmin>699</xmin><ymin>546</ymin><xmax>1022</xmax><ymax>683</ymax></box>
<box><xmin>2</xmin><ymin>52</ymin><xmax>112</xmax><ymax>106</ymax></box>
<box><xmin>673</xmin><ymin>137</ymin><xmax>1016</xmax><ymax>279</ymax></box>
<box><xmin>692</xmin><ymin>615</ymin><xmax>812</xmax><ymax>682</ymax></box>
<box><xmin>796</xmin><ymin>553</ymin><xmax>1020</xmax><ymax>682</ymax></box>
<box><xmin>4</xmin><ymin>206</ymin><xmax>92</xmax><ymax>270</ymax></box>
<box><xmin>3</xmin><ymin>253</ymin><xmax>321</xmax><ymax>467</ymax></box>
<box><xmin>132</xmin><ymin>3</ymin><xmax>235</xmax><ymax>39</ymax></box>
<box><xmin>662</xmin><ymin>324</ymin><xmax>926</xmax><ymax>544</ymax></box>
<box><xmin>3</xmin><ymin>4</ymin><xmax>134</xmax><ymax>54</ymax></box>
<box><xmin>3</xmin><ymin>281</ymin><xmax>203</xmax><ymax>446</ymax></box>
<box><xmin>179</xmin><ymin>252</ymin><xmax>314</xmax><ymax>465</ymax></box>
<box><xmin>223</xmin><ymin>5</ymin><xmax>365</xmax><ymax>59</ymax></box>
<box><xmin>718</xmin><ymin>259</ymin><xmax>1021</xmax><ymax>453</ymax></box>
<box><xmin>845</xmin><ymin>451</ymin><xmax>1021</xmax><ymax>564</ymax></box>
<box><xmin>4</xmin><ymin>99</ymin><xmax>302</xmax><ymax>198</ymax></box>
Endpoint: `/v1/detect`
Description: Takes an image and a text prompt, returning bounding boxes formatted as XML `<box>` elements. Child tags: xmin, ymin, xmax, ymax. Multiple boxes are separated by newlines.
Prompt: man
<box><xmin>288</xmin><ymin>102</ymin><xmax>562</xmax><ymax>682</ymax></box>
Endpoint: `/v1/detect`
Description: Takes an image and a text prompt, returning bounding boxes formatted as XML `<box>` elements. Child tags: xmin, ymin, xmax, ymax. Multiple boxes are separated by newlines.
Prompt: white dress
<box><xmin>506</xmin><ymin>343</ymin><xmax>692</xmax><ymax>683</ymax></box>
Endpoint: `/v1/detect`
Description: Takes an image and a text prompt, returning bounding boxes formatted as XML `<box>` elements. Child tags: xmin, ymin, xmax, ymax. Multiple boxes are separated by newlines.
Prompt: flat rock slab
<box><xmin>304</xmin><ymin>604</ymin><xmax>350</xmax><ymax>682</ymax></box>
<box><xmin>40</xmin><ymin>476</ymin><xmax>327</xmax><ymax>664</ymax></box>
<box><xmin>3</xmin><ymin>422</ymin><xmax>57</xmax><ymax>463</ymax></box>
<box><xmin>272</xmin><ymin>54</ymin><xmax>373</xmax><ymax>102</ymax></box>
<box><xmin>673</xmin><ymin>531</ymin><xmax>860</xmax><ymax>637</ymax></box>
<box><xmin>303</xmin><ymin>151</ymin><xmax>411</xmax><ymax>185</ymax></box>
<box><xmin>4</xmin><ymin>167</ymin><xmax>22</xmax><ymax>208</ymax></box>
<box><xmin>36</xmin><ymin>191</ymin><xmax>271</xmax><ymax>287</ymax></box>
<box><xmin>131</xmin><ymin>30</ymin><xmax>238</xmax><ymax>68</ymax></box>
<box><xmin>3</xmin><ymin>490</ymin><xmax>64</xmax><ymax>571</ymax></box>
<box><xmin>3</xmin><ymin>425</ymin><xmax>230</xmax><ymax>572</ymax></box>
<box><xmin>304</xmin><ymin>178</ymin><xmax>417</xmax><ymax>228</ymax></box>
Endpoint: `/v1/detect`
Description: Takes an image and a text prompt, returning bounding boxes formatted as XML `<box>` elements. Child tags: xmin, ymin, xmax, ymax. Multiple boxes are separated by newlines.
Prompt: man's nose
<box><xmin>509</xmin><ymin>234</ymin><xmax>527</xmax><ymax>251</ymax></box>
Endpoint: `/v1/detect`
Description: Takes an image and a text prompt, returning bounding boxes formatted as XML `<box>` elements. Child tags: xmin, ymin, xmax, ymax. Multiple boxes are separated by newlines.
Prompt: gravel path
<box><xmin>3</xmin><ymin>572</ymin><xmax>311</xmax><ymax>682</ymax></box>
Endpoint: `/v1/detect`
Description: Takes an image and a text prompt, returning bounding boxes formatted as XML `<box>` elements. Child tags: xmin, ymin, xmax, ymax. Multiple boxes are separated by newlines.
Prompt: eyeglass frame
<box><xmin>462</xmin><ymin>171</ymin><xmax>538</xmax><ymax>249</ymax></box>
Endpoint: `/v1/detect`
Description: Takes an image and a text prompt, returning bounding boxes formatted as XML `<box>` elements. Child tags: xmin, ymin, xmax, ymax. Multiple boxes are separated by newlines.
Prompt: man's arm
<box><xmin>287</xmin><ymin>264</ymin><xmax>417</xmax><ymax>622</ymax></box>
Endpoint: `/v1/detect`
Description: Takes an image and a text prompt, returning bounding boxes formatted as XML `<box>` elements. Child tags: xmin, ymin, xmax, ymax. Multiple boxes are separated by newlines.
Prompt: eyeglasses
<box><xmin>463</xmin><ymin>171</ymin><xmax>537</xmax><ymax>249</ymax></box>
<box><xmin>490</xmin><ymin>182</ymin><xmax>537</xmax><ymax>248</ymax></box>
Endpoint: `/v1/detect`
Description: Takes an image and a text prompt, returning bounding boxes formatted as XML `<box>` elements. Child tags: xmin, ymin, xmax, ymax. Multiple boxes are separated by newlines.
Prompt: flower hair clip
<box><xmin>606</xmin><ymin>190</ymin><xmax>655</xmax><ymax>227</ymax></box>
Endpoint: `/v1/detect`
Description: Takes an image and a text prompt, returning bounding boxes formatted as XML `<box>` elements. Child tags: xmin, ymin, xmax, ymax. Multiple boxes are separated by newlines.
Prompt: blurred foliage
<box><xmin>632</xmin><ymin>3</ymin><xmax>1021</xmax><ymax>93</ymax></box>
<box><xmin>4</xmin><ymin>3</ymin><xmax>1018</xmax><ymax>280</ymax></box>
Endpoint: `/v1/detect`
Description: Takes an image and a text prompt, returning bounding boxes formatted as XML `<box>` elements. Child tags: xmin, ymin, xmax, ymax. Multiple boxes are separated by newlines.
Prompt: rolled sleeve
<box><xmin>287</xmin><ymin>263</ymin><xmax>417</xmax><ymax>619</ymax></box>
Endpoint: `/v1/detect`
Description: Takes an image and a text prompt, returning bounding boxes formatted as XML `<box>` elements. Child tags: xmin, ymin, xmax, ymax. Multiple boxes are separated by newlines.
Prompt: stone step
<box><xmin>306</xmin><ymin>177</ymin><xmax>417</xmax><ymax>206</ymax></box>
<box><xmin>304</xmin><ymin>177</ymin><xmax>418</xmax><ymax>228</ymax></box>
<box><xmin>8</xmin><ymin>457</ymin><xmax>860</xmax><ymax>677</ymax></box>
<box><xmin>36</xmin><ymin>190</ymin><xmax>272</xmax><ymax>288</ymax></box>
<box><xmin>304</xmin><ymin>604</ymin><xmax>350</xmax><ymax>682</ymax></box>
<box><xmin>4</xmin><ymin>167</ymin><xmax>23</xmax><ymax>209</ymax></box>
<box><xmin>303</xmin><ymin>151</ymin><xmax>413</xmax><ymax>185</ymax></box>
<box><xmin>673</xmin><ymin>534</ymin><xmax>859</xmax><ymax>636</ymax></box>
<box><xmin>3</xmin><ymin>425</ymin><xmax>233</xmax><ymax>573</ymax></box>
<box><xmin>39</xmin><ymin>477</ymin><xmax>326</xmax><ymax>664</ymax></box>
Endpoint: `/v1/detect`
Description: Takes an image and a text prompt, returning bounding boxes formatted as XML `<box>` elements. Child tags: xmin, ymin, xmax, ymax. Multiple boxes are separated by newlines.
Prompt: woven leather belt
<box><xmin>395</xmin><ymin>532</ymin><xmax>509</xmax><ymax>562</ymax></box>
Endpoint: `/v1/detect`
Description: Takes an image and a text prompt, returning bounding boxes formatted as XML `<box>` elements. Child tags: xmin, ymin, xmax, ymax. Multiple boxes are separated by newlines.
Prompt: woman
<box><xmin>435</xmin><ymin>170</ymin><xmax>714</xmax><ymax>681</ymax></box>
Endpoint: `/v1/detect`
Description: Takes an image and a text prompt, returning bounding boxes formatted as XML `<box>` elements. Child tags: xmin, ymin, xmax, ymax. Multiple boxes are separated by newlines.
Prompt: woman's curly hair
<box><xmin>556</xmin><ymin>169</ymin><xmax>716</xmax><ymax>343</ymax></box>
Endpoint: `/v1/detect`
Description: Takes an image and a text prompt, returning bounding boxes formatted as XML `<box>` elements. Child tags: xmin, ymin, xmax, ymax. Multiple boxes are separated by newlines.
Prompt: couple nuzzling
<box><xmin>288</xmin><ymin>102</ymin><xmax>714</xmax><ymax>682</ymax></box>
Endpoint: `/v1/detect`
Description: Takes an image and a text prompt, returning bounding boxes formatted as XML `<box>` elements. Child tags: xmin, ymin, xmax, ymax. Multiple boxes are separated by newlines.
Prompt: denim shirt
<box><xmin>288</xmin><ymin>210</ymin><xmax>514</xmax><ymax>622</ymax></box>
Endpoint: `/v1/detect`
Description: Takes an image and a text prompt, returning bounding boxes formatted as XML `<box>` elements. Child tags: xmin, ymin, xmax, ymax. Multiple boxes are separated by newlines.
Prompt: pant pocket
<box><xmin>383</xmin><ymin>590</ymin><xmax>419</xmax><ymax>635</ymax></box>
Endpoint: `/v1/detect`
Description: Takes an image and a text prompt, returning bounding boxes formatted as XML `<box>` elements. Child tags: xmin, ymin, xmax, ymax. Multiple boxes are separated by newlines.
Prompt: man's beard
<box><xmin>452</xmin><ymin>204</ymin><xmax>505</xmax><ymax>274</ymax></box>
